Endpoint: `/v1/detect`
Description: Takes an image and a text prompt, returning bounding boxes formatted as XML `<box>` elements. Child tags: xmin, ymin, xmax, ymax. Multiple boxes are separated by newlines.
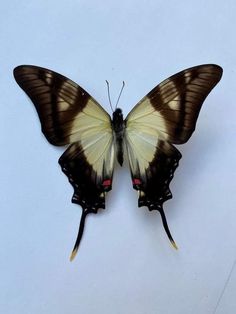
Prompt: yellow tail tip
<box><xmin>69</xmin><ymin>249</ymin><xmax>78</xmax><ymax>262</ymax></box>
<box><xmin>171</xmin><ymin>240</ymin><xmax>178</xmax><ymax>250</ymax></box>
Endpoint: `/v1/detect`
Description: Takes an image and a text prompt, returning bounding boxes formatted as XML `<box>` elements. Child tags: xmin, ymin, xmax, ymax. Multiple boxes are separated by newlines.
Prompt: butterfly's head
<box><xmin>112</xmin><ymin>108</ymin><xmax>124</xmax><ymax>133</ymax></box>
<box><xmin>113</xmin><ymin>107</ymin><xmax>122</xmax><ymax>116</ymax></box>
<box><xmin>112</xmin><ymin>107</ymin><xmax>123</xmax><ymax>121</ymax></box>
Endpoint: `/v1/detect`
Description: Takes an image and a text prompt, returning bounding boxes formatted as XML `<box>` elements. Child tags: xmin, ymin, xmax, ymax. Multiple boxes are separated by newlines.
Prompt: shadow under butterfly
<box><xmin>13</xmin><ymin>64</ymin><xmax>223</xmax><ymax>261</ymax></box>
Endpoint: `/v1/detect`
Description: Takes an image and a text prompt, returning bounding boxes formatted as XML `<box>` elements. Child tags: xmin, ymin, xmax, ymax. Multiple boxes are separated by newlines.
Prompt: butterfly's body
<box><xmin>14</xmin><ymin>64</ymin><xmax>223</xmax><ymax>260</ymax></box>
<box><xmin>112</xmin><ymin>108</ymin><xmax>125</xmax><ymax>166</ymax></box>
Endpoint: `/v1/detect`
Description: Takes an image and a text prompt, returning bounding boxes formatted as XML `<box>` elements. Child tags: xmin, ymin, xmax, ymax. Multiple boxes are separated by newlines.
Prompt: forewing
<box><xmin>14</xmin><ymin>65</ymin><xmax>111</xmax><ymax>146</ymax></box>
<box><xmin>126</xmin><ymin>64</ymin><xmax>223</xmax><ymax>144</ymax></box>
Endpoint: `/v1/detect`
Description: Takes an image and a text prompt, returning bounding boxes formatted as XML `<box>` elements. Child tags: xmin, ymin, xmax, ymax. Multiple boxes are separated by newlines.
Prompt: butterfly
<box><xmin>13</xmin><ymin>64</ymin><xmax>223</xmax><ymax>260</ymax></box>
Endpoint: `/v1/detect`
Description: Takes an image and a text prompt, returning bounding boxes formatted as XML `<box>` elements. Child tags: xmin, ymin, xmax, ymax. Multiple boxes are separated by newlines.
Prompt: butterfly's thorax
<box><xmin>112</xmin><ymin>108</ymin><xmax>125</xmax><ymax>166</ymax></box>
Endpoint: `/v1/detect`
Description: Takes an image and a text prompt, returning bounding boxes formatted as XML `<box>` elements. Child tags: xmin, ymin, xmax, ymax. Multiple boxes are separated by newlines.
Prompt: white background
<box><xmin>1</xmin><ymin>1</ymin><xmax>236</xmax><ymax>313</ymax></box>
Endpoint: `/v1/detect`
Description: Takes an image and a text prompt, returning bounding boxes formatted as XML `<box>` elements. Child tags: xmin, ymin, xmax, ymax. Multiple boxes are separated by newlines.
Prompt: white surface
<box><xmin>0</xmin><ymin>1</ymin><xmax>236</xmax><ymax>314</ymax></box>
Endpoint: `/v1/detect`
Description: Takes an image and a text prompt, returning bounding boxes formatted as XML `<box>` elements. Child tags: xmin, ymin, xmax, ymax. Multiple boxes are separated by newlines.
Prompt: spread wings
<box><xmin>125</xmin><ymin>64</ymin><xmax>223</xmax><ymax>247</ymax></box>
<box><xmin>14</xmin><ymin>65</ymin><xmax>115</xmax><ymax>260</ymax></box>
<box><xmin>14</xmin><ymin>63</ymin><xmax>223</xmax><ymax>257</ymax></box>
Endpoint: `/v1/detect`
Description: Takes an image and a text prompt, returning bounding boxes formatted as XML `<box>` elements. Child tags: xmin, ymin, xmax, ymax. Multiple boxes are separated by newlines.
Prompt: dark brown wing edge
<box><xmin>148</xmin><ymin>64</ymin><xmax>223</xmax><ymax>144</ymax></box>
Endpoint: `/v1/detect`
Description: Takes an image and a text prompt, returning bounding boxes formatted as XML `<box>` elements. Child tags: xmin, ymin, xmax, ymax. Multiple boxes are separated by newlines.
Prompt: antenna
<box><xmin>106</xmin><ymin>80</ymin><xmax>114</xmax><ymax>112</ymax></box>
<box><xmin>105</xmin><ymin>80</ymin><xmax>125</xmax><ymax>112</ymax></box>
<box><xmin>115</xmin><ymin>81</ymin><xmax>125</xmax><ymax>110</ymax></box>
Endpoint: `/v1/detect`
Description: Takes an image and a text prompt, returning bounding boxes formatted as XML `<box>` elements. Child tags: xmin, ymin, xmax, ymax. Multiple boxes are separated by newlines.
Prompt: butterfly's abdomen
<box><xmin>112</xmin><ymin>108</ymin><xmax>125</xmax><ymax>166</ymax></box>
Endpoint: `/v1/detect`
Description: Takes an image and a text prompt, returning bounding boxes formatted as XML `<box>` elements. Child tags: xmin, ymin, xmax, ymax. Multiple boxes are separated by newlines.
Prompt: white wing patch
<box><xmin>67</xmin><ymin>99</ymin><xmax>114</xmax><ymax>176</ymax></box>
<box><xmin>126</xmin><ymin>99</ymin><xmax>170</xmax><ymax>141</ymax></box>
<box><xmin>82</xmin><ymin>130</ymin><xmax>115</xmax><ymax>177</ymax></box>
<box><xmin>69</xmin><ymin>104</ymin><xmax>111</xmax><ymax>144</ymax></box>
<box><xmin>125</xmin><ymin>125</ymin><xmax>159</xmax><ymax>179</ymax></box>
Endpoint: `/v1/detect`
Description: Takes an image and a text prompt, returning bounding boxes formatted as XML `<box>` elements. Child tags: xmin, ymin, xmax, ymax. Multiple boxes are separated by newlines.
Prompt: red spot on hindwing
<box><xmin>102</xmin><ymin>179</ymin><xmax>112</xmax><ymax>187</ymax></box>
<box><xmin>133</xmin><ymin>178</ymin><xmax>141</xmax><ymax>185</ymax></box>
